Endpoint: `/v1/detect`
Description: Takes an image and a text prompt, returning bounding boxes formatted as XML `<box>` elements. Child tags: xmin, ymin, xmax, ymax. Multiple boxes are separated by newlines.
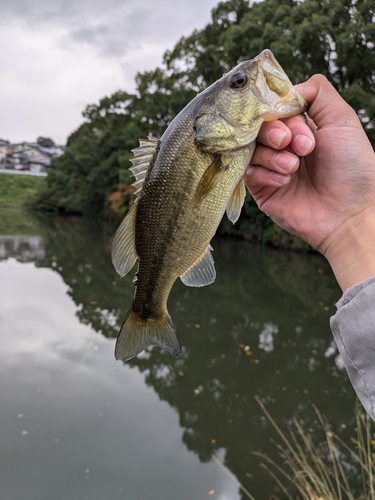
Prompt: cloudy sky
<box><xmin>0</xmin><ymin>0</ymin><xmax>219</xmax><ymax>145</ymax></box>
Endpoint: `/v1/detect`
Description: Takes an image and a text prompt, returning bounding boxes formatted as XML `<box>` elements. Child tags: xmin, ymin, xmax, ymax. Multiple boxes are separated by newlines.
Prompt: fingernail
<box><xmin>295</xmin><ymin>135</ymin><xmax>313</xmax><ymax>156</ymax></box>
<box><xmin>276</xmin><ymin>154</ymin><xmax>298</xmax><ymax>173</ymax></box>
<box><xmin>270</xmin><ymin>172</ymin><xmax>290</xmax><ymax>185</ymax></box>
<box><xmin>268</xmin><ymin>128</ymin><xmax>287</xmax><ymax>147</ymax></box>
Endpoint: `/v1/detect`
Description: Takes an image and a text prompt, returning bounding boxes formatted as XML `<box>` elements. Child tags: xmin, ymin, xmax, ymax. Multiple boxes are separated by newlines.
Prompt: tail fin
<box><xmin>115</xmin><ymin>307</ymin><xmax>181</xmax><ymax>361</ymax></box>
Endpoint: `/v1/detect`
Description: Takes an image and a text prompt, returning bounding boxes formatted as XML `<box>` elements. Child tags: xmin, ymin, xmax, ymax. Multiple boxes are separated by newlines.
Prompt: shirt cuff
<box><xmin>330</xmin><ymin>275</ymin><xmax>375</xmax><ymax>421</ymax></box>
<box><xmin>336</xmin><ymin>274</ymin><xmax>375</xmax><ymax>308</ymax></box>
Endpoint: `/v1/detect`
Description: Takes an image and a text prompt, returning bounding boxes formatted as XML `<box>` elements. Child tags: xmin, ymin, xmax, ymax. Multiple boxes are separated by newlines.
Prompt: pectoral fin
<box><xmin>226</xmin><ymin>179</ymin><xmax>246</xmax><ymax>224</ymax></box>
<box><xmin>195</xmin><ymin>156</ymin><xmax>226</xmax><ymax>204</ymax></box>
<box><xmin>111</xmin><ymin>204</ymin><xmax>138</xmax><ymax>278</ymax></box>
<box><xmin>180</xmin><ymin>245</ymin><xmax>216</xmax><ymax>287</ymax></box>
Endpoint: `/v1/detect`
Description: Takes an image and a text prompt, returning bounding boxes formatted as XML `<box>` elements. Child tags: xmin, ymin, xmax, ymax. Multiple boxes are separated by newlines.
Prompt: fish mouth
<box><xmin>255</xmin><ymin>49</ymin><xmax>309</xmax><ymax>120</ymax></box>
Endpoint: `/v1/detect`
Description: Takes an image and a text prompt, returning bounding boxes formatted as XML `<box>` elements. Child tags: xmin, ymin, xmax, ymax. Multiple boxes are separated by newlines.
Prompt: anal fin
<box><xmin>180</xmin><ymin>245</ymin><xmax>216</xmax><ymax>287</ymax></box>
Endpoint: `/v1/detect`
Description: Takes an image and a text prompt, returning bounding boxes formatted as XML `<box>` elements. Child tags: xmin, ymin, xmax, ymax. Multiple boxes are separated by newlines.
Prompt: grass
<box><xmin>0</xmin><ymin>173</ymin><xmax>45</xmax><ymax>208</ymax></box>
<box><xmin>213</xmin><ymin>397</ymin><xmax>375</xmax><ymax>500</ymax></box>
<box><xmin>0</xmin><ymin>207</ymin><xmax>42</xmax><ymax>235</ymax></box>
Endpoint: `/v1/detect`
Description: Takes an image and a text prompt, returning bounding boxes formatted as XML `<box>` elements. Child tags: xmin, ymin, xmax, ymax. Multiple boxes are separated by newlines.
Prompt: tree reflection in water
<box><xmin>9</xmin><ymin>211</ymin><xmax>358</xmax><ymax>498</ymax></box>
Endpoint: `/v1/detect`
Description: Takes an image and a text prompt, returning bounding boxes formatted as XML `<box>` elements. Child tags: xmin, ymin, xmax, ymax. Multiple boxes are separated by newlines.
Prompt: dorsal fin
<box><xmin>130</xmin><ymin>135</ymin><xmax>159</xmax><ymax>196</ymax></box>
<box><xmin>226</xmin><ymin>179</ymin><xmax>246</xmax><ymax>224</ymax></box>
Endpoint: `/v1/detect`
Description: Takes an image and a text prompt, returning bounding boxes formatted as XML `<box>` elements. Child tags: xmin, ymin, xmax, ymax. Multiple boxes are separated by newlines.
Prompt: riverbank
<box><xmin>0</xmin><ymin>172</ymin><xmax>311</xmax><ymax>251</ymax></box>
<box><xmin>0</xmin><ymin>173</ymin><xmax>45</xmax><ymax>209</ymax></box>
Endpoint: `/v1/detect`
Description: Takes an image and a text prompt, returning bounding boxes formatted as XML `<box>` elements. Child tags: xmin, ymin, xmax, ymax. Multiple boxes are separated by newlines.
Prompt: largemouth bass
<box><xmin>112</xmin><ymin>49</ymin><xmax>307</xmax><ymax>361</ymax></box>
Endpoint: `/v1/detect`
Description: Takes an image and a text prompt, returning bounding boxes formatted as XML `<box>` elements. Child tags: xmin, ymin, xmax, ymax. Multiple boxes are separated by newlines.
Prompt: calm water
<box><xmin>0</xmin><ymin>208</ymin><xmax>359</xmax><ymax>500</ymax></box>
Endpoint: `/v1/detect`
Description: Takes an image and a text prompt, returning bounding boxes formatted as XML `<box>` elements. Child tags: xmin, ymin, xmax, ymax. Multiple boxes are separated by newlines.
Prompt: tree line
<box><xmin>32</xmin><ymin>0</ymin><xmax>375</xmax><ymax>247</ymax></box>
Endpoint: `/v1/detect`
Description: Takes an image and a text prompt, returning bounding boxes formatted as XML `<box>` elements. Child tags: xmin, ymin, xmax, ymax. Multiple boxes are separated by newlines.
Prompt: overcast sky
<box><xmin>0</xmin><ymin>0</ymin><xmax>219</xmax><ymax>145</ymax></box>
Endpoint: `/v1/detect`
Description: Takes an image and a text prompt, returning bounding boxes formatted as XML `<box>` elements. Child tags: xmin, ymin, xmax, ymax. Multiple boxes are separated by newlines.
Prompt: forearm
<box><xmin>324</xmin><ymin>210</ymin><xmax>375</xmax><ymax>291</ymax></box>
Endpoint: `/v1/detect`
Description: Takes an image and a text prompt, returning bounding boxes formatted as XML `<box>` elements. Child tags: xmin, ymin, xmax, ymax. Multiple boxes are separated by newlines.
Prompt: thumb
<box><xmin>296</xmin><ymin>74</ymin><xmax>359</xmax><ymax>130</ymax></box>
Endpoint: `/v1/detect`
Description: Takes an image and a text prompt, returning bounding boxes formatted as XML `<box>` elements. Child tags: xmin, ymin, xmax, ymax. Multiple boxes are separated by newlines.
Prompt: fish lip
<box><xmin>265</xmin><ymin>87</ymin><xmax>308</xmax><ymax>120</ymax></box>
<box><xmin>286</xmin><ymin>87</ymin><xmax>309</xmax><ymax>113</ymax></box>
<box><xmin>297</xmin><ymin>90</ymin><xmax>309</xmax><ymax>111</ymax></box>
<box><xmin>279</xmin><ymin>86</ymin><xmax>309</xmax><ymax>111</ymax></box>
<box><xmin>256</xmin><ymin>49</ymin><xmax>292</xmax><ymax>84</ymax></box>
<box><xmin>255</xmin><ymin>49</ymin><xmax>309</xmax><ymax>116</ymax></box>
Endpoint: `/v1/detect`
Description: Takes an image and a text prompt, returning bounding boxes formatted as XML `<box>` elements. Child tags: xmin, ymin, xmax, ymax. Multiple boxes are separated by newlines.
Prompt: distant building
<box><xmin>0</xmin><ymin>235</ymin><xmax>45</xmax><ymax>263</ymax></box>
<box><xmin>0</xmin><ymin>141</ymin><xmax>9</xmax><ymax>165</ymax></box>
<box><xmin>0</xmin><ymin>142</ymin><xmax>65</xmax><ymax>174</ymax></box>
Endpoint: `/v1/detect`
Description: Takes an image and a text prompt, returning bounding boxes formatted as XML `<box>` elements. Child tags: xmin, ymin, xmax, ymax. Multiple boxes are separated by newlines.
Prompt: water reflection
<box><xmin>0</xmin><ymin>235</ymin><xmax>45</xmax><ymax>262</ymax></box>
<box><xmin>1</xmin><ymin>259</ymin><xmax>238</xmax><ymax>500</ymax></box>
<box><xmin>1</xmin><ymin>209</ymin><xmax>358</xmax><ymax>499</ymax></box>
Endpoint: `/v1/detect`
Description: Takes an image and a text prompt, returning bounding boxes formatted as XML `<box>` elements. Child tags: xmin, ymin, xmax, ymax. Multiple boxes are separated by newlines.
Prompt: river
<box><xmin>0</xmin><ymin>208</ymin><xmax>360</xmax><ymax>500</ymax></box>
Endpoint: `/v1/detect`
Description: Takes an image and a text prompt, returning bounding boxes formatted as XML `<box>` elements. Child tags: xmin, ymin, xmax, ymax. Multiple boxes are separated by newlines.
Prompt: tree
<box><xmin>32</xmin><ymin>0</ymin><xmax>375</xmax><ymax>230</ymax></box>
<box><xmin>166</xmin><ymin>0</ymin><xmax>375</xmax><ymax>142</ymax></box>
<box><xmin>37</xmin><ymin>136</ymin><xmax>55</xmax><ymax>148</ymax></box>
<box><xmin>32</xmin><ymin>77</ymin><xmax>196</xmax><ymax>216</ymax></box>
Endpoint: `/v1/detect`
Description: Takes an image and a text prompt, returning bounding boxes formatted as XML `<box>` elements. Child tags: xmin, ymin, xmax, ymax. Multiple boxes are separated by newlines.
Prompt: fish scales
<box><xmin>112</xmin><ymin>49</ymin><xmax>308</xmax><ymax>361</ymax></box>
<box><xmin>134</xmin><ymin>125</ymin><xmax>250</xmax><ymax>316</ymax></box>
<box><xmin>134</xmin><ymin>113</ymin><xmax>220</xmax><ymax>314</ymax></box>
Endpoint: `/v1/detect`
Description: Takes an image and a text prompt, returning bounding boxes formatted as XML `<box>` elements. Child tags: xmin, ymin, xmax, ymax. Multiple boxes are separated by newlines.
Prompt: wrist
<box><xmin>323</xmin><ymin>209</ymin><xmax>375</xmax><ymax>291</ymax></box>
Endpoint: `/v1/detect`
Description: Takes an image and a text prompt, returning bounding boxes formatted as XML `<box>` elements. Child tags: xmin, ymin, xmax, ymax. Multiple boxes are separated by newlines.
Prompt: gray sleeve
<box><xmin>330</xmin><ymin>275</ymin><xmax>375</xmax><ymax>421</ymax></box>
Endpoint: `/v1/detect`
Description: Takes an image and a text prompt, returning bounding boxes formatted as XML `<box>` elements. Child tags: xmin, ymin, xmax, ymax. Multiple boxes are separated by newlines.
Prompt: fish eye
<box><xmin>230</xmin><ymin>72</ymin><xmax>248</xmax><ymax>89</ymax></box>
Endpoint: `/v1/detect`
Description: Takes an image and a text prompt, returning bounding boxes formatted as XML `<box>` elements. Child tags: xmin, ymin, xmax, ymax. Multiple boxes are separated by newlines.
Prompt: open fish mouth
<box><xmin>255</xmin><ymin>49</ymin><xmax>309</xmax><ymax>118</ymax></box>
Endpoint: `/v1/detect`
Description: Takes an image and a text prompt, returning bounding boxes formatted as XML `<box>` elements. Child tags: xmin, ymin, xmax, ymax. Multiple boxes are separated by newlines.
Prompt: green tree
<box><xmin>32</xmin><ymin>0</ymin><xmax>375</xmax><ymax>238</ymax></box>
<box><xmin>166</xmin><ymin>0</ymin><xmax>375</xmax><ymax>141</ymax></box>
<box><xmin>33</xmin><ymin>92</ymin><xmax>143</xmax><ymax>214</ymax></box>
<box><xmin>32</xmin><ymin>76</ymin><xmax>196</xmax><ymax>215</ymax></box>
<box><xmin>37</xmin><ymin>136</ymin><xmax>55</xmax><ymax>148</ymax></box>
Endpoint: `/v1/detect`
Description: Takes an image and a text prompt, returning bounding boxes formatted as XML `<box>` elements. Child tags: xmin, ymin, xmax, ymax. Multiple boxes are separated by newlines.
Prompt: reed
<box><xmin>213</xmin><ymin>398</ymin><xmax>375</xmax><ymax>500</ymax></box>
<box><xmin>253</xmin><ymin>396</ymin><xmax>375</xmax><ymax>500</ymax></box>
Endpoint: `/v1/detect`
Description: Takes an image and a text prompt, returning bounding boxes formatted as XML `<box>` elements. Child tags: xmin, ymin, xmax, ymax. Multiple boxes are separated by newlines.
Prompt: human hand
<box><xmin>244</xmin><ymin>75</ymin><xmax>375</xmax><ymax>290</ymax></box>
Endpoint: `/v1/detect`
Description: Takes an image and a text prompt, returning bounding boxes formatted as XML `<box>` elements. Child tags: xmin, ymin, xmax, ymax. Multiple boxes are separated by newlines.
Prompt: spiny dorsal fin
<box><xmin>180</xmin><ymin>245</ymin><xmax>216</xmax><ymax>287</ymax></box>
<box><xmin>226</xmin><ymin>179</ymin><xmax>246</xmax><ymax>224</ymax></box>
<box><xmin>194</xmin><ymin>155</ymin><xmax>226</xmax><ymax>205</ymax></box>
<box><xmin>111</xmin><ymin>204</ymin><xmax>138</xmax><ymax>278</ymax></box>
<box><xmin>130</xmin><ymin>135</ymin><xmax>159</xmax><ymax>196</ymax></box>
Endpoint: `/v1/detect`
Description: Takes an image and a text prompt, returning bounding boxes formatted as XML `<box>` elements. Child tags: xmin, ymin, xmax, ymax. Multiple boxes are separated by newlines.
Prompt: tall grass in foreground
<box><xmin>214</xmin><ymin>397</ymin><xmax>375</xmax><ymax>500</ymax></box>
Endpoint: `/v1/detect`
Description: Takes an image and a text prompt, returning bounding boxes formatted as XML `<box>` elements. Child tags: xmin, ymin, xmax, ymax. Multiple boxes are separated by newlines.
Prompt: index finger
<box><xmin>256</xmin><ymin>120</ymin><xmax>293</xmax><ymax>150</ymax></box>
<box><xmin>257</xmin><ymin>114</ymin><xmax>315</xmax><ymax>156</ymax></box>
<box><xmin>296</xmin><ymin>75</ymin><xmax>360</xmax><ymax>129</ymax></box>
<box><xmin>282</xmin><ymin>115</ymin><xmax>315</xmax><ymax>156</ymax></box>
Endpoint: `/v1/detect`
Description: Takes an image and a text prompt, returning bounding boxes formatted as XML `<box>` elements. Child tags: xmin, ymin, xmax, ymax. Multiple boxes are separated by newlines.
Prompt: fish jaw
<box><xmin>254</xmin><ymin>49</ymin><xmax>308</xmax><ymax>121</ymax></box>
<box><xmin>194</xmin><ymin>50</ymin><xmax>308</xmax><ymax>153</ymax></box>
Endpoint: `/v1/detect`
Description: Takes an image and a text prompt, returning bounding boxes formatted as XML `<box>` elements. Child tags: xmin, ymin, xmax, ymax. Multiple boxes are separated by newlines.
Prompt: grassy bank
<box><xmin>0</xmin><ymin>173</ymin><xmax>45</xmax><ymax>208</ymax></box>
<box><xmin>0</xmin><ymin>207</ymin><xmax>43</xmax><ymax>235</ymax></box>
<box><xmin>0</xmin><ymin>172</ymin><xmax>310</xmax><ymax>250</ymax></box>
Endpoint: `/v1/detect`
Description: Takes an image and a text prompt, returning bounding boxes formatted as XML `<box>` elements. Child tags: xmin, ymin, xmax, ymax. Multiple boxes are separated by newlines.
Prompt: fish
<box><xmin>112</xmin><ymin>49</ymin><xmax>308</xmax><ymax>361</ymax></box>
